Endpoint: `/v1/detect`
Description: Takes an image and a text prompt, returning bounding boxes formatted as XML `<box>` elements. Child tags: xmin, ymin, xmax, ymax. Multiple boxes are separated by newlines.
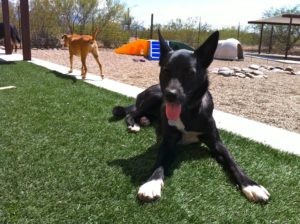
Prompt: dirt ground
<box><xmin>25</xmin><ymin>47</ymin><xmax>300</xmax><ymax>134</ymax></box>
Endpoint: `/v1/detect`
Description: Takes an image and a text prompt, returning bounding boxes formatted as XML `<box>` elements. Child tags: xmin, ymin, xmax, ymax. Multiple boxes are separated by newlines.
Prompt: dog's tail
<box><xmin>92</xmin><ymin>28</ymin><xmax>99</xmax><ymax>41</ymax></box>
<box><xmin>112</xmin><ymin>105</ymin><xmax>136</xmax><ymax>119</ymax></box>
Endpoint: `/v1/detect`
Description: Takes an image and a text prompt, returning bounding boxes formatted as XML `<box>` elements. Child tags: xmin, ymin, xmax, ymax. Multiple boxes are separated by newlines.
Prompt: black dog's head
<box><xmin>158</xmin><ymin>30</ymin><xmax>219</xmax><ymax>120</ymax></box>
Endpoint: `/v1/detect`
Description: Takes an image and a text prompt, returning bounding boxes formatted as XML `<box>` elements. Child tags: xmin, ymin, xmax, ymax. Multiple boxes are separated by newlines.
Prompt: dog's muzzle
<box><xmin>164</xmin><ymin>79</ymin><xmax>185</xmax><ymax>104</ymax></box>
<box><xmin>164</xmin><ymin>79</ymin><xmax>185</xmax><ymax>121</ymax></box>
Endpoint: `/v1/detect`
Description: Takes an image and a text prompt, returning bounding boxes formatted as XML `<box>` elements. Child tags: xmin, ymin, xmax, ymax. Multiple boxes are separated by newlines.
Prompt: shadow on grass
<box><xmin>108</xmin><ymin>143</ymin><xmax>211</xmax><ymax>187</ymax></box>
<box><xmin>49</xmin><ymin>70</ymin><xmax>77</xmax><ymax>83</ymax></box>
<box><xmin>0</xmin><ymin>60</ymin><xmax>16</xmax><ymax>65</ymax></box>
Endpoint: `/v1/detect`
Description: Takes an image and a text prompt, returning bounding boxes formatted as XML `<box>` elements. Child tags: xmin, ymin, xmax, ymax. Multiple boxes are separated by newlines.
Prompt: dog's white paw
<box><xmin>242</xmin><ymin>185</ymin><xmax>270</xmax><ymax>202</ymax></box>
<box><xmin>138</xmin><ymin>179</ymin><xmax>164</xmax><ymax>201</ymax></box>
<box><xmin>128</xmin><ymin>124</ymin><xmax>141</xmax><ymax>132</ymax></box>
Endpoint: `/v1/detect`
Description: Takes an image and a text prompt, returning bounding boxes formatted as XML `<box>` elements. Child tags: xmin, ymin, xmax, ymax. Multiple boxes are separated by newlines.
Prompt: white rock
<box><xmin>235</xmin><ymin>72</ymin><xmax>246</xmax><ymax>78</ymax></box>
<box><xmin>218</xmin><ymin>67</ymin><xmax>231</xmax><ymax>71</ymax></box>
<box><xmin>218</xmin><ymin>70</ymin><xmax>234</xmax><ymax>76</ymax></box>
<box><xmin>242</xmin><ymin>68</ymin><xmax>251</xmax><ymax>73</ymax></box>
<box><xmin>252</xmin><ymin>70</ymin><xmax>264</xmax><ymax>76</ymax></box>
<box><xmin>232</xmin><ymin>67</ymin><xmax>242</xmax><ymax>72</ymax></box>
<box><xmin>210</xmin><ymin>68</ymin><xmax>219</xmax><ymax>74</ymax></box>
<box><xmin>249</xmin><ymin>64</ymin><xmax>260</xmax><ymax>70</ymax></box>
<box><xmin>271</xmin><ymin>69</ymin><xmax>285</xmax><ymax>73</ymax></box>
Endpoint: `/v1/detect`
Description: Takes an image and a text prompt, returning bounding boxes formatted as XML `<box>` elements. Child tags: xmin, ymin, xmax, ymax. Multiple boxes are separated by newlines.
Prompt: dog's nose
<box><xmin>165</xmin><ymin>88</ymin><xmax>178</xmax><ymax>102</ymax></box>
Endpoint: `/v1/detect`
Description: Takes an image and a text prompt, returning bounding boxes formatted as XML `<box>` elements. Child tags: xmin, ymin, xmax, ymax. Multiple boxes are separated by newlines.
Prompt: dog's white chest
<box><xmin>168</xmin><ymin>119</ymin><xmax>201</xmax><ymax>145</ymax></box>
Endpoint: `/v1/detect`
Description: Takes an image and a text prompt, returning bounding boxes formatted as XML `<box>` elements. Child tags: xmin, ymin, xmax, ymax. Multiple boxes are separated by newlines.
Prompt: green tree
<box><xmin>29</xmin><ymin>0</ymin><xmax>61</xmax><ymax>48</ymax></box>
<box><xmin>53</xmin><ymin>0</ymin><xmax>77</xmax><ymax>33</ymax></box>
<box><xmin>74</xmin><ymin>0</ymin><xmax>99</xmax><ymax>34</ymax></box>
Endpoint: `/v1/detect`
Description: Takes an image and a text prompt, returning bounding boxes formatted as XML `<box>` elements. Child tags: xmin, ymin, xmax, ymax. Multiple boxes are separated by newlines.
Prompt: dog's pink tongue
<box><xmin>166</xmin><ymin>103</ymin><xmax>181</xmax><ymax>121</ymax></box>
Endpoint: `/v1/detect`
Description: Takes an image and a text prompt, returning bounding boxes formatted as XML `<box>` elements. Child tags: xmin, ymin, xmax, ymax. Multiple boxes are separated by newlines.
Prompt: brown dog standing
<box><xmin>62</xmin><ymin>29</ymin><xmax>103</xmax><ymax>80</ymax></box>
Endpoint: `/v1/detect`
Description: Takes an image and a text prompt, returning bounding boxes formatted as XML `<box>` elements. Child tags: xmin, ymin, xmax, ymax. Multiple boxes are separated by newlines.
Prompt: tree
<box><xmin>96</xmin><ymin>0</ymin><xmax>126</xmax><ymax>30</ymax></box>
<box><xmin>53</xmin><ymin>0</ymin><xmax>77</xmax><ymax>33</ymax></box>
<box><xmin>74</xmin><ymin>0</ymin><xmax>99</xmax><ymax>34</ymax></box>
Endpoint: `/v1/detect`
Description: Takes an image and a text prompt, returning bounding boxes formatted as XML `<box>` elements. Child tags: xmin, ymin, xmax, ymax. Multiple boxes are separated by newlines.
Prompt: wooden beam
<box><xmin>285</xmin><ymin>17</ymin><xmax>292</xmax><ymax>59</ymax></box>
<box><xmin>150</xmin><ymin>14</ymin><xmax>154</xmax><ymax>39</ymax></box>
<box><xmin>1</xmin><ymin>0</ymin><xmax>12</xmax><ymax>54</ymax></box>
<box><xmin>268</xmin><ymin>25</ymin><xmax>274</xmax><ymax>54</ymax></box>
<box><xmin>258</xmin><ymin>24</ymin><xmax>264</xmax><ymax>54</ymax></box>
<box><xmin>20</xmin><ymin>0</ymin><xmax>31</xmax><ymax>61</ymax></box>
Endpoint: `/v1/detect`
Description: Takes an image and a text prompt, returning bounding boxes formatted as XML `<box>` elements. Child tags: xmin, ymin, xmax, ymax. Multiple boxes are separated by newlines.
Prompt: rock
<box><xmin>218</xmin><ymin>67</ymin><xmax>234</xmax><ymax>76</ymax></box>
<box><xmin>258</xmin><ymin>67</ymin><xmax>268</xmax><ymax>72</ymax></box>
<box><xmin>274</xmin><ymin>66</ymin><xmax>284</xmax><ymax>70</ymax></box>
<box><xmin>251</xmin><ymin>70</ymin><xmax>264</xmax><ymax>76</ymax></box>
<box><xmin>249</xmin><ymin>64</ymin><xmax>260</xmax><ymax>70</ymax></box>
<box><xmin>284</xmin><ymin>66</ymin><xmax>293</xmax><ymax>72</ymax></box>
<box><xmin>293</xmin><ymin>71</ymin><xmax>300</xmax><ymax>75</ymax></box>
<box><xmin>218</xmin><ymin>67</ymin><xmax>231</xmax><ymax>71</ymax></box>
<box><xmin>245</xmin><ymin>73</ymin><xmax>254</xmax><ymax>78</ymax></box>
<box><xmin>210</xmin><ymin>68</ymin><xmax>219</xmax><ymax>74</ymax></box>
<box><xmin>253</xmin><ymin>75</ymin><xmax>265</xmax><ymax>78</ymax></box>
<box><xmin>260</xmin><ymin>65</ymin><xmax>268</xmax><ymax>69</ymax></box>
<box><xmin>232</xmin><ymin>67</ymin><xmax>242</xmax><ymax>72</ymax></box>
<box><xmin>218</xmin><ymin>69</ymin><xmax>234</xmax><ymax>76</ymax></box>
<box><xmin>235</xmin><ymin>72</ymin><xmax>246</xmax><ymax>78</ymax></box>
<box><xmin>271</xmin><ymin>68</ymin><xmax>285</xmax><ymax>73</ymax></box>
<box><xmin>242</xmin><ymin>68</ymin><xmax>251</xmax><ymax>73</ymax></box>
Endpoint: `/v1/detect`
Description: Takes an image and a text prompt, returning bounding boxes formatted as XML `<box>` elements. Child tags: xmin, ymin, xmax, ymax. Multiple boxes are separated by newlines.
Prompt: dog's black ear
<box><xmin>194</xmin><ymin>31</ymin><xmax>219</xmax><ymax>68</ymax></box>
<box><xmin>158</xmin><ymin>29</ymin><xmax>172</xmax><ymax>66</ymax></box>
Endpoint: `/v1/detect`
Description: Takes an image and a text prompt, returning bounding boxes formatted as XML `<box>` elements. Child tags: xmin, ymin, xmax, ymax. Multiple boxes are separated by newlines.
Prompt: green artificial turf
<box><xmin>0</xmin><ymin>61</ymin><xmax>299</xmax><ymax>223</ymax></box>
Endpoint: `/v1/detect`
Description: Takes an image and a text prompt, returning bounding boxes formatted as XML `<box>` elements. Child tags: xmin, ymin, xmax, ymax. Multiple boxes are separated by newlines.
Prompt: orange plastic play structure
<box><xmin>114</xmin><ymin>39</ymin><xmax>149</xmax><ymax>56</ymax></box>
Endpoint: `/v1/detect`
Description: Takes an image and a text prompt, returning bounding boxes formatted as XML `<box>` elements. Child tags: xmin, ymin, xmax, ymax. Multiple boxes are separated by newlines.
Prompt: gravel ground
<box><xmin>26</xmin><ymin>47</ymin><xmax>300</xmax><ymax>134</ymax></box>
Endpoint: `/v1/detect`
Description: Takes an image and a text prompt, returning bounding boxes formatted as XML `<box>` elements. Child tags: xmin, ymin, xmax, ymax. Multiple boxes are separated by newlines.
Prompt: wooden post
<box><xmin>150</xmin><ymin>14</ymin><xmax>153</xmax><ymax>39</ymax></box>
<box><xmin>268</xmin><ymin>25</ymin><xmax>273</xmax><ymax>54</ymax></box>
<box><xmin>237</xmin><ymin>22</ymin><xmax>240</xmax><ymax>40</ymax></box>
<box><xmin>285</xmin><ymin>17</ymin><xmax>292</xmax><ymax>59</ymax></box>
<box><xmin>258</xmin><ymin>24</ymin><xmax>264</xmax><ymax>54</ymax></box>
<box><xmin>20</xmin><ymin>0</ymin><xmax>31</xmax><ymax>60</ymax></box>
<box><xmin>197</xmin><ymin>17</ymin><xmax>201</xmax><ymax>44</ymax></box>
<box><xmin>2</xmin><ymin>0</ymin><xmax>12</xmax><ymax>54</ymax></box>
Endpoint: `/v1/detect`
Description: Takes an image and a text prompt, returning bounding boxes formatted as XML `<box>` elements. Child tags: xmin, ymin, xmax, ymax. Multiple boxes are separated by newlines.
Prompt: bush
<box><xmin>100</xmin><ymin>23</ymin><xmax>130</xmax><ymax>48</ymax></box>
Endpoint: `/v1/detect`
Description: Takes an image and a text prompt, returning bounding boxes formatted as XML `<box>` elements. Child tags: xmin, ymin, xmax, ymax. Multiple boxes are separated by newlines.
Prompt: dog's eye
<box><xmin>162</xmin><ymin>67</ymin><xmax>170</xmax><ymax>74</ymax></box>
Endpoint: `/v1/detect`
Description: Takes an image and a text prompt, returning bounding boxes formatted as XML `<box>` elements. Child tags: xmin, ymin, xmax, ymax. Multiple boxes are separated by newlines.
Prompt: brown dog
<box><xmin>62</xmin><ymin>29</ymin><xmax>103</xmax><ymax>79</ymax></box>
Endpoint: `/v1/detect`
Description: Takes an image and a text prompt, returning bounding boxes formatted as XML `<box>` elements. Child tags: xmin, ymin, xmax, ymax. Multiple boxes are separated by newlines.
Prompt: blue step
<box><xmin>148</xmin><ymin>40</ymin><xmax>169</xmax><ymax>61</ymax></box>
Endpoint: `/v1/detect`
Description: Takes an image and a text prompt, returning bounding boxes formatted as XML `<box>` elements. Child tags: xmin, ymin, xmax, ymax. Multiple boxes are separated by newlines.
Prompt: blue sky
<box><xmin>125</xmin><ymin>0</ymin><xmax>299</xmax><ymax>28</ymax></box>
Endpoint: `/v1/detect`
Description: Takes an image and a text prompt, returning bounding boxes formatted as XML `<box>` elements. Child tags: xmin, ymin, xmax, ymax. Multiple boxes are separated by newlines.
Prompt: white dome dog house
<box><xmin>214</xmin><ymin>38</ymin><xmax>244</xmax><ymax>60</ymax></box>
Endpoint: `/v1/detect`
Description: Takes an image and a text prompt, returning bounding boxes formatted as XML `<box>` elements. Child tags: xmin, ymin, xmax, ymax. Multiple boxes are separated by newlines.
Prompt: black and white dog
<box><xmin>112</xmin><ymin>30</ymin><xmax>270</xmax><ymax>203</ymax></box>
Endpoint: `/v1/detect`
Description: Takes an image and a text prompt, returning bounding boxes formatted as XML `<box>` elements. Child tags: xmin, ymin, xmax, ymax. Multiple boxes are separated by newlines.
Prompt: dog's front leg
<box><xmin>204</xmin><ymin>128</ymin><xmax>270</xmax><ymax>202</ymax></box>
<box><xmin>137</xmin><ymin>166</ymin><xmax>165</xmax><ymax>202</ymax></box>
<box><xmin>138</xmin><ymin>129</ymin><xmax>181</xmax><ymax>202</ymax></box>
<box><xmin>69</xmin><ymin>54</ymin><xmax>73</xmax><ymax>73</ymax></box>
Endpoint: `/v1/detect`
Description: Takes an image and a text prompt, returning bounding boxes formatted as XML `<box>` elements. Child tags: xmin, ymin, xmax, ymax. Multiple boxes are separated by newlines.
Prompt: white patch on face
<box><xmin>242</xmin><ymin>185</ymin><xmax>270</xmax><ymax>202</ymax></box>
<box><xmin>138</xmin><ymin>167</ymin><xmax>164</xmax><ymax>201</ymax></box>
<box><xmin>168</xmin><ymin>118</ymin><xmax>201</xmax><ymax>144</ymax></box>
